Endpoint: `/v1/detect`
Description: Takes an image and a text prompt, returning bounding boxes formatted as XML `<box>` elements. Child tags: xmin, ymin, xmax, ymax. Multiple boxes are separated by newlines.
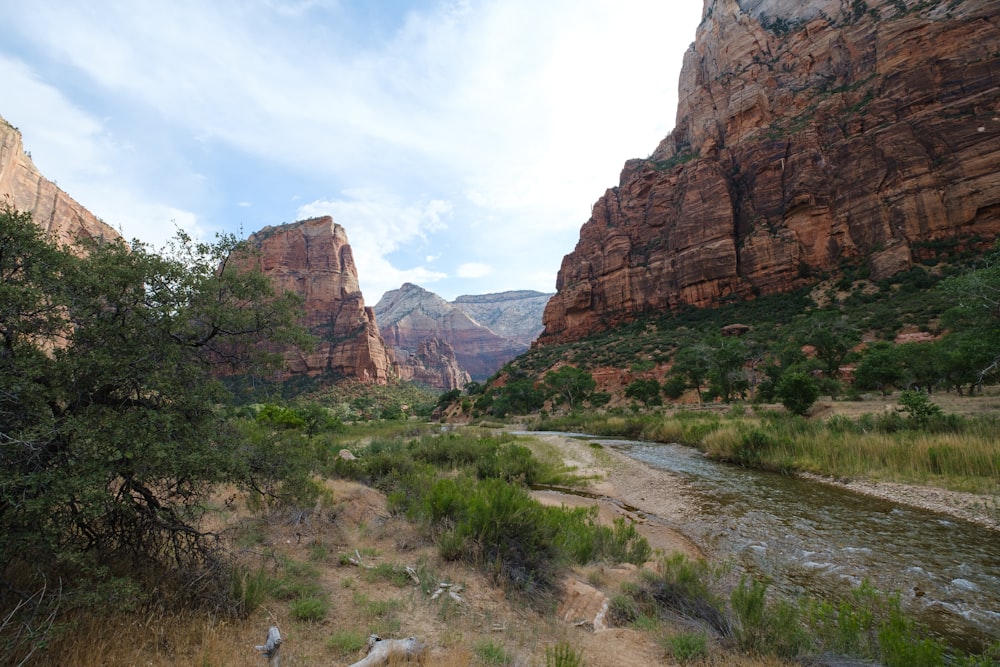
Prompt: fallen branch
<box><xmin>347</xmin><ymin>634</ymin><xmax>425</xmax><ymax>667</ymax></box>
<box><xmin>255</xmin><ymin>626</ymin><xmax>282</xmax><ymax>667</ymax></box>
<box><xmin>429</xmin><ymin>582</ymin><xmax>463</xmax><ymax>603</ymax></box>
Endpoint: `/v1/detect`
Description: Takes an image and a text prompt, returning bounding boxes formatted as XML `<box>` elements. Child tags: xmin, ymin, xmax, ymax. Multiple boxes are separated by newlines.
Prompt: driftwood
<box><xmin>347</xmin><ymin>634</ymin><xmax>425</xmax><ymax>667</ymax></box>
<box><xmin>255</xmin><ymin>626</ymin><xmax>282</xmax><ymax>667</ymax></box>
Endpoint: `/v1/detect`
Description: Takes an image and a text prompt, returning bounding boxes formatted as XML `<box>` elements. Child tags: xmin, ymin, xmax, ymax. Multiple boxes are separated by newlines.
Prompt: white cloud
<box><xmin>1</xmin><ymin>1</ymin><xmax>705</xmax><ymax>300</ymax></box>
<box><xmin>297</xmin><ymin>190</ymin><xmax>451</xmax><ymax>301</ymax></box>
<box><xmin>456</xmin><ymin>262</ymin><xmax>493</xmax><ymax>279</ymax></box>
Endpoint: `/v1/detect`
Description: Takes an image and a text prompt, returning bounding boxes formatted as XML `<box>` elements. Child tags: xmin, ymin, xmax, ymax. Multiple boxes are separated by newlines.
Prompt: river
<box><xmin>531</xmin><ymin>433</ymin><xmax>1000</xmax><ymax>652</ymax></box>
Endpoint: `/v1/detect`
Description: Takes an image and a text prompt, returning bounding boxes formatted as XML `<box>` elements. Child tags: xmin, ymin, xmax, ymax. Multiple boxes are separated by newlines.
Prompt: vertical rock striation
<box><xmin>0</xmin><ymin>115</ymin><xmax>120</xmax><ymax>246</ymax></box>
<box><xmin>540</xmin><ymin>0</ymin><xmax>1000</xmax><ymax>343</ymax></box>
<box><xmin>244</xmin><ymin>217</ymin><xmax>396</xmax><ymax>383</ymax></box>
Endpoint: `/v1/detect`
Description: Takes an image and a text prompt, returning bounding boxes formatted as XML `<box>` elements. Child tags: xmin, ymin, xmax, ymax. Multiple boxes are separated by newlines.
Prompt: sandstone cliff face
<box><xmin>375</xmin><ymin>283</ymin><xmax>527</xmax><ymax>385</ymax></box>
<box><xmin>541</xmin><ymin>0</ymin><xmax>1000</xmax><ymax>343</ymax></box>
<box><xmin>452</xmin><ymin>290</ymin><xmax>553</xmax><ymax>347</ymax></box>
<box><xmin>245</xmin><ymin>217</ymin><xmax>396</xmax><ymax>383</ymax></box>
<box><xmin>0</xmin><ymin>116</ymin><xmax>119</xmax><ymax>245</ymax></box>
<box><xmin>399</xmin><ymin>337</ymin><xmax>472</xmax><ymax>391</ymax></box>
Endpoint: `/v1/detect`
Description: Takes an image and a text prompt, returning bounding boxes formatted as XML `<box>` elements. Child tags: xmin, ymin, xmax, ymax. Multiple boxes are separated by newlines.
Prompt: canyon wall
<box><xmin>540</xmin><ymin>0</ymin><xmax>1000</xmax><ymax>343</ymax></box>
<box><xmin>244</xmin><ymin>217</ymin><xmax>396</xmax><ymax>383</ymax></box>
<box><xmin>0</xmin><ymin>116</ymin><xmax>119</xmax><ymax>245</ymax></box>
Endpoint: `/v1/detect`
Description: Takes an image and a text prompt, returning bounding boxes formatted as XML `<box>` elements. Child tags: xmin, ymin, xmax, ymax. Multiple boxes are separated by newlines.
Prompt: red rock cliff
<box><xmin>0</xmin><ymin>116</ymin><xmax>120</xmax><ymax>245</ymax></box>
<box><xmin>540</xmin><ymin>0</ymin><xmax>1000</xmax><ymax>343</ymax></box>
<box><xmin>245</xmin><ymin>217</ymin><xmax>396</xmax><ymax>383</ymax></box>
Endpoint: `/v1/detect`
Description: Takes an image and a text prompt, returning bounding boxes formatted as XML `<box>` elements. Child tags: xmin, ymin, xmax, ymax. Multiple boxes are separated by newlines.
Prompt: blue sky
<box><xmin>0</xmin><ymin>1</ymin><xmax>702</xmax><ymax>302</ymax></box>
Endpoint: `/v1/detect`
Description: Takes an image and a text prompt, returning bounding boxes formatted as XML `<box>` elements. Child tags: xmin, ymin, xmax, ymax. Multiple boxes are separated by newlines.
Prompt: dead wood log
<box><xmin>255</xmin><ymin>626</ymin><xmax>282</xmax><ymax>667</ymax></box>
<box><xmin>347</xmin><ymin>634</ymin><xmax>425</xmax><ymax>667</ymax></box>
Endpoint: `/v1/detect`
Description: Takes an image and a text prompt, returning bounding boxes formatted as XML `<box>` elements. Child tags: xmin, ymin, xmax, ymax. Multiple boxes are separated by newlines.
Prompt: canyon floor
<box><xmin>48</xmin><ymin>412</ymin><xmax>996</xmax><ymax>666</ymax></box>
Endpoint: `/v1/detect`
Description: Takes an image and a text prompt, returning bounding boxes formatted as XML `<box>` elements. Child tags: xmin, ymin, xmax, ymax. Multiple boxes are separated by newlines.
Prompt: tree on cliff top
<box><xmin>0</xmin><ymin>206</ymin><xmax>306</xmax><ymax>610</ymax></box>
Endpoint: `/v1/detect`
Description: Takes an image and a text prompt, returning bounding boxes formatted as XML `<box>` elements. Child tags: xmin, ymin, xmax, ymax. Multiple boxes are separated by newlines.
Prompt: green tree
<box><xmin>939</xmin><ymin>245</ymin><xmax>1000</xmax><ymax>387</ymax></box>
<box><xmin>897</xmin><ymin>342</ymin><xmax>943</xmax><ymax>393</ymax></box>
<box><xmin>490</xmin><ymin>378</ymin><xmax>545</xmax><ymax>416</ymax></box>
<box><xmin>543</xmin><ymin>365</ymin><xmax>596</xmax><ymax>410</ymax></box>
<box><xmin>672</xmin><ymin>344</ymin><xmax>712</xmax><ymax>402</ymax></box>
<box><xmin>776</xmin><ymin>371</ymin><xmax>820</xmax><ymax>416</ymax></box>
<box><xmin>798</xmin><ymin>310</ymin><xmax>861</xmax><ymax>377</ymax></box>
<box><xmin>853</xmin><ymin>342</ymin><xmax>905</xmax><ymax>395</ymax></box>
<box><xmin>0</xmin><ymin>207</ymin><xmax>306</xmax><ymax>605</ymax></box>
<box><xmin>707</xmin><ymin>335</ymin><xmax>748</xmax><ymax>402</ymax></box>
<box><xmin>625</xmin><ymin>378</ymin><xmax>662</xmax><ymax>406</ymax></box>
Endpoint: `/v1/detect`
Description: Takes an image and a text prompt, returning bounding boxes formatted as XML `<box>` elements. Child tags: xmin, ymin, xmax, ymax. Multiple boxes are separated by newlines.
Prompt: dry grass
<box><xmin>24</xmin><ymin>478</ymin><xmax>789</xmax><ymax>667</ymax></box>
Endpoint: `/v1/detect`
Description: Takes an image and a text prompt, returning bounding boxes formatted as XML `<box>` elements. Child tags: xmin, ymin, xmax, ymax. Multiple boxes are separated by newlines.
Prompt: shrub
<box><xmin>897</xmin><ymin>390</ymin><xmax>942</xmax><ymax>427</ymax></box>
<box><xmin>326</xmin><ymin>629</ymin><xmax>368</xmax><ymax>656</ymax></box>
<box><xmin>776</xmin><ymin>371</ymin><xmax>820</xmax><ymax>416</ymax></box>
<box><xmin>666</xmin><ymin>632</ymin><xmax>709</xmax><ymax>663</ymax></box>
<box><xmin>545</xmin><ymin>641</ymin><xmax>585</xmax><ymax>667</ymax></box>
<box><xmin>290</xmin><ymin>596</ymin><xmax>329</xmax><ymax>621</ymax></box>
<box><xmin>730</xmin><ymin>577</ymin><xmax>809</xmax><ymax>658</ymax></box>
<box><xmin>474</xmin><ymin>639</ymin><xmax>514</xmax><ymax>665</ymax></box>
<box><xmin>625</xmin><ymin>378</ymin><xmax>662</xmax><ymax>406</ymax></box>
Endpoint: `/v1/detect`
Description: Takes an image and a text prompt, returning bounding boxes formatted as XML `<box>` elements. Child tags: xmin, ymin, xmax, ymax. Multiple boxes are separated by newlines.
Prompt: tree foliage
<box><xmin>543</xmin><ymin>365</ymin><xmax>596</xmax><ymax>410</ymax></box>
<box><xmin>625</xmin><ymin>378</ymin><xmax>662</xmax><ymax>406</ymax></box>
<box><xmin>0</xmin><ymin>207</ymin><xmax>306</xmax><ymax>602</ymax></box>
<box><xmin>776</xmin><ymin>371</ymin><xmax>819</xmax><ymax>416</ymax></box>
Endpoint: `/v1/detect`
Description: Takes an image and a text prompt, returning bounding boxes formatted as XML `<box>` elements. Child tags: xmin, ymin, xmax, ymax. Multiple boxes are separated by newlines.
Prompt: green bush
<box><xmin>730</xmin><ymin>577</ymin><xmax>808</xmax><ymax>658</ymax></box>
<box><xmin>474</xmin><ymin>639</ymin><xmax>514</xmax><ymax>665</ymax></box>
<box><xmin>620</xmin><ymin>554</ymin><xmax>730</xmax><ymax>636</ymax></box>
<box><xmin>776</xmin><ymin>371</ymin><xmax>820</xmax><ymax>416</ymax></box>
<box><xmin>666</xmin><ymin>632</ymin><xmax>709</xmax><ymax>663</ymax></box>
<box><xmin>326</xmin><ymin>629</ymin><xmax>368</xmax><ymax>656</ymax></box>
<box><xmin>290</xmin><ymin>596</ymin><xmax>329</xmax><ymax>621</ymax></box>
<box><xmin>545</xmin><ymin>641</ymin><xmax>585</xmax><ymax>667</ymax></box>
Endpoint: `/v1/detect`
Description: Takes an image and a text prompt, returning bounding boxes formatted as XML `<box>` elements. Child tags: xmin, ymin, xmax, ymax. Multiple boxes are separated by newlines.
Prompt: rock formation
<box><xmin>0</xmin><ymin>115</ymin><xmax>119</xmax><ymax>246</ymax></box>
<box><xmin>243</xmin><ymin>217</ymin><xmax>396</xmax><ymax>383</ymax></box>
<box><xmin>400</xmin><ymin>337</ymin><xmax>472</xmax><ymax>391</ymax></box>
<box><xmin>540</xmin><ymin>0</ymin><xmax>1000</xmax><ymax>343</ymax></box>
<box><xmin>374</xmin><ymin>283</ymin><xmax>528</xmax><ymax>385</ymax></box>
<box><xmin>452</xmin><ymin>290</ymin><xmax>553</xmax><ymax>347</ymax></box>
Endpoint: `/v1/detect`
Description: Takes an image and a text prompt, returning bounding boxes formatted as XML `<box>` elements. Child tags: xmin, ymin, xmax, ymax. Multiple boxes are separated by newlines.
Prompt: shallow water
<box><xmin>529</xmin><ymin>432</ymin><xmax>1000</xmax><ymax>651</ymax></box>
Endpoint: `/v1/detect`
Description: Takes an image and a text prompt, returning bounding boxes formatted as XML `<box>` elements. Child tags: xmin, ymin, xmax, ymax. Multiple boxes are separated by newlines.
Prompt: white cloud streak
<box><xmin>0</xmin><ymin>0</ymin><xmax>703</xmax><ymax>301</ymax></box>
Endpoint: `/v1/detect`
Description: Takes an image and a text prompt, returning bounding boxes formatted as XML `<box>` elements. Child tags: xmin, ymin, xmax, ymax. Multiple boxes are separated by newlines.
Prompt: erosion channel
<box><xmin>526</xmin><ymin>432</ymin><xmax>999</xmax><ymax>653</ymax></box>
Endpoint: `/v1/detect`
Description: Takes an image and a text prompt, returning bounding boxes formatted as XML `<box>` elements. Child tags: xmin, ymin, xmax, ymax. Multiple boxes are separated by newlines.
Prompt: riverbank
<box><xmin>527</xmin><ymin>432</ymin><xmax>706</xmax><ymax>558</ymax></box>
<box><xmin>798</xmin><ymin>472</ymin><xmax>1000</xmax><ymax>532</ymax></box>
<box><xmin>525</xmin><ymin>430</ymin><xmax>999</xmax><ymax>560</ymax></box>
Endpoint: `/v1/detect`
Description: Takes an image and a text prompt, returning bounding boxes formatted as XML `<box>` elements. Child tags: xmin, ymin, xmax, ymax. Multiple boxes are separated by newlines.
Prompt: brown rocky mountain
<box><xmin>452</xmin><ymin>290</ymin><xmax>553</xmax><ymax>347</ymax></box>
<box><xmin>243</xmin><ymin>217</ymin><xmax>396</xmax><ymax>383</ymax></box>
<box><xmin>540</xmin><ymin>0</ymin><xmax>1000</xmax><ymax>344</ymax></box>
<box><xmin>0</xmin><ymin>115</ymin><xmax>120</xmax><ymax>246</ymax></box>
<box><xmin>374</xmin><ymin>283</ymin><xmax>529</xmax><ymax>386</ymax></box>
<box><xmin>399</xmin><ymin>337</ymin><xmax>471</xmax><ymax>391</ymax></box>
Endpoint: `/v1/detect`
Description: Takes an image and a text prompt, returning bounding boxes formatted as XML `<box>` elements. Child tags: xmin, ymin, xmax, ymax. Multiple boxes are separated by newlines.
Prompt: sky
<box><xmin>0</xmin><ymin>0</ymin><xmax>703</xmax><ymax>303</ymax></box>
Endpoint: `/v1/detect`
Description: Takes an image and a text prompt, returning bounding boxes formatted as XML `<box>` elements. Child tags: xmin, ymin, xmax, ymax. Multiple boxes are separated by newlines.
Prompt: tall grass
<box><xmin>537</xmin><ymin>411</ymin><xmax>1000</xmax><ymax>493</ymax></box>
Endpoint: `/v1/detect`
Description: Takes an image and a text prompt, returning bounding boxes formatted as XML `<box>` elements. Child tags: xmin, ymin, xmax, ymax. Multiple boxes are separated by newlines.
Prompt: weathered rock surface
<box><xmin>452</xmin><ymin>290</ymin><xmax>553</xmax><ymax>347</ymax></box>
<box><xmin>375</xmin><ymin>283</ymin><xmax>527</xmax><ymax>384</ymax></box>
<box><xmin>244</xmin><ymin>217</ymin><xmax>396</xmax><ymax>383</ymax></box>
<box><xmin>540</xmin><ymin>0</ymin><xmax>1000</xmax><ymax>343</ymax></box>
<box><xmin>0</xmin><ymin>116</ymin><xmax>119</xmax><ymax>246</ymax></box>
<box><xmin>399</xmin><ymin>337</ymin><xmax>472</xmax><ymax>391</ymax></box>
